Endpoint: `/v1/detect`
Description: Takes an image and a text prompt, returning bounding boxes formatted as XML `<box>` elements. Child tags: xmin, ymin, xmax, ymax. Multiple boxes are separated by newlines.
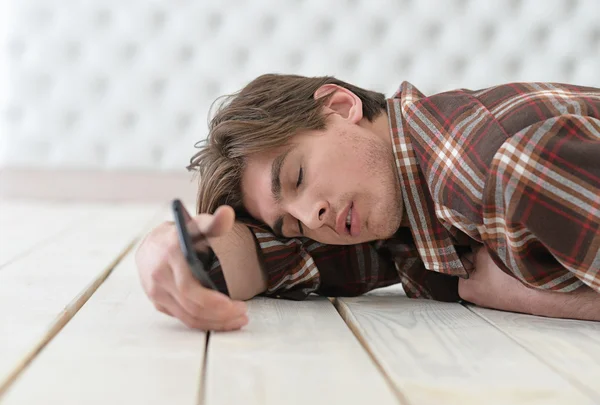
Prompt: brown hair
<box><xmin>187</xmin><ymin>74</ymin><xmax>386</xmax><ymax>217</ymax></box>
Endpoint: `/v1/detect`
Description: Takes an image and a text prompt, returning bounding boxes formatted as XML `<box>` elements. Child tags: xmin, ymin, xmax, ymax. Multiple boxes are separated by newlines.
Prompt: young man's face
<box><xmin>241</xmin><ymin>86</ymin><xmax>404</xmax><ymax>245</ymax></box>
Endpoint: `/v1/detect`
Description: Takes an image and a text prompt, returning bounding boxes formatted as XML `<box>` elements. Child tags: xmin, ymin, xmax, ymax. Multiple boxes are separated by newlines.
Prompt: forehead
<box><xmin>241</xmin><ymin>147</ymin><xmax>286</xmax><ymax>224</ymax></box>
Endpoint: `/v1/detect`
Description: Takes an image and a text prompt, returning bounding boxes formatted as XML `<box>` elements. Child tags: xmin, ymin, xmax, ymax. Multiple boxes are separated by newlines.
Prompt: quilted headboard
<box><xmin>1</xmin><ymin>0</ymin><xmax>599</xmax><ymax>173</ymax></box>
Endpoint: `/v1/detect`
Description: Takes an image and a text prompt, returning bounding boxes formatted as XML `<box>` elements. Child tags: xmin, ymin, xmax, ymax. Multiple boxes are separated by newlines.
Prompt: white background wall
<box><xmin>1</xmin><ymin>0</ymin><xmax>599</xmax><ymax>174</ymax></box>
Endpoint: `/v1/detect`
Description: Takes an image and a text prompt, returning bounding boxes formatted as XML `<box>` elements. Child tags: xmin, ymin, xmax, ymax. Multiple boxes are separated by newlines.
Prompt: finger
<box><xmin>163</xmin><ymin>292</ymin><xmax>248</xmax><ymax>331</ymax></box>
<box><xmin>167</xmin><ymin>247</ymin><xmax>247</xmax><ymax>319</ymax></box>
<box><xmin>178</xmin><ymin>201</ymin><xmax>195</xmax><ymax>222</ymax></box>
<box><xmin>460</xmin><ymin>253</ymin><xmax>475</xmax><ymax>271</ymax></box>
<box><xmin>221</xmin><ymin>314</ymin><xmax>250</xmax><ymax>331</ymax></box>
<box><xmin>175</xmin><ymin>288</ymin><xmax>247</xmax><ymax>323</ymax></box>
<box><xmin>155</xmin><ymin>304</ymin><xmax>173</xmax><ymax>317</ymax></box>
<box><xmin>190</xmin><ymin>206</ymin><xmax>235</xmax><ymax>239</ymax></box>
<box><xmin>160</xmin><ymin>292</ymin><xmax>210</xmax><ymax>330</ymax></box>
<box><xmin>147</xmin><ymin>283</ymin><xmax>202</xmax><ymax>324</ymax></box>
<box><xmin>200</xmin><ymin>313</ymin><xmax>249</xmax><ymax>331</ymax></box>
<box><xmin>175</xmin><ymin>202</ymin><xmax>232</xmax><ymax>245</ymax></box>
<box><xmin>187</xmin><ymin>312</ymin><xmax>249</xmax><ymax>332</ymax></box>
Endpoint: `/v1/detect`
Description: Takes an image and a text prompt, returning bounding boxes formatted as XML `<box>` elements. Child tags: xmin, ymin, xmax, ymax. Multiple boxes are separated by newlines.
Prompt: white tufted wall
<box><xmin>1</xmin><ymin>0</ymin><xmax>599</xmax><ymax>173</ymax></box>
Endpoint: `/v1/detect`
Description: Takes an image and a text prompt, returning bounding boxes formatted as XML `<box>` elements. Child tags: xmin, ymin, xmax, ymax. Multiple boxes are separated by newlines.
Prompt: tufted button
<box><xmin>177</xmin><ymin>113</ymin><xmax>192</xmax><ymax>131</ymax></box>
<box><xmin>121</xmin><ymin>42</ymin><xmax>138</xmax><ymax>62</ymax></box>
<box><xmin>561</xmin><ymin>58</ymin><xmax>575</xmax><ymax>77</ymax></box>
<box><xmin>287</xmin><ymin>50</ymin><xmax>304</xmax><ymax>69</ymax></box>
<box><xmin>94</xmin><ymin>9</ymin><xmax>112</xmax><ymax>28</ymax></box>
<box><xmin>261</xmin><ymin>14</ymin><xmax>276</xmax><ymax>36</ymax></box>
<box><xmin>481</xmin><ymin>25</ymin><xmax>496</xmax><ymax>44</ymax></box>
<box><xmin>316</xmin><ymin>19</ymin><xmax>333</xmax><ymax>36</ymax></box>
<box><xmin>151</xmin><ymin>146</ymin><xmax>163</xmax><ymax>163</ymax></box>
<box><xmin>452</xmin><ymin>56</ymin><xmax>467</xmax><ymax>76</ymax></box>
<box><xmin>64</xmin><ymin>41</ymin><xmax>81</xmax><ymax>61</ymax></box>
<box><xmin>121</xmin><ymin>112</ymin><xmax>137</xmax><ymax>129</ymax></box>
<box><xmin>533</xmin><ymin>25</ymin><xmax>549</xmax><ymax>46</ymax></box>
<box><xmin>562</xmin><ymin>0</ymin><xmax>578</xmax><ymax>17</ymax></box>
<box><xmin>7</xmin><ymin>38</ymin><xmax>25</xmax><ymax>58</ymax></box>
<box><xmin>342</xmin><ymin>53</ymin><xmax>359</xmax><ymax>71</ymax></box>
<box><xmin>94</xmin><ymin>143</ymin><xmax>107</xmax><ymax>161</ymax></box>
<box><xmin>151</xmin><ymin>10</ymin><xmax>167</xmax><ymax>31</ymax></box>
<box><xmin>424</xmin><ymin>22</ymin><xmax>441</xmax><ymax>42</ymax></box>
<box><xmin>508</xmin><ymin>0</ymin><xmax>523</xmax><ymax>14</ymax></box>
<box><xmin>63</xmin><ymin>111</ymin><xmax>80</xmax><ymax>130</ymax></box>
<box><xmin>32</xmin><ymin>141</ymin><xmax>51</xmax><ymax>159</ymax></box>
<box><xmin>505</xmin><ymin>57</ymin><xmax>522</xmax><ymax>76</ymax></box>
<box><xmin>455</xmin><ymin>0</ymin><xmax>468</xmax><ymax>13</ymax></box>
<box><xmin>35</xmin><ymin>74</ymin><xmax>52</xmax><ymax>96</ymax></box>
<box><xmin>150</xmin><ymin>78</ymin><xmax>167</xmax><ymax>97</ymax></box>
<box><xmin>90</xmin><ymin>76</ymin><xmax>108</xmax><ymax>97</ymax></box>
<box><xmin>591</xmin><ymin>27</ymin><xmax>600</xmax><ymax>49</ymax></box>
<box><xmin>235</xmin><ymin>48</ymin><xmax>249</xmax><ymax>67</ymax></box>
<box><xmin>369</xmin><ymin>18</ymin><xmax>387</xmax><ymax>41</ymax></box>
<box><xmin>395</xmin><ymin>54</ymin><xmax>413</xmax><ymax>72</ymax></box>
<box><xmin>4</xmin><ymin>105</ymin><xmax>23</xmax><ymax>124</ymax></box>
<box><xmin>204</xmin><ymin>81</ymin><xmax>220</xmax><ymax>100</ymax></box>
<box><xmin>208</xmin><ymin>13</ymin><xmax>222</xmax><ymax>32</ymax></box>
<box><xmin>179</xmin><ymin>44</ymin><xmax>194</xmax><ymax>63</ymax></box>
<box><xmin>32</xmin><ymin>8</ymin><xmax>53</xmax><ymax>27</ymax></box>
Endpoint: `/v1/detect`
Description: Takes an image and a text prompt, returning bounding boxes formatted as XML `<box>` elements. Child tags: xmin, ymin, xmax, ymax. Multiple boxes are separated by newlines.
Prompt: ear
<box><xmin>314</xmin><ymin>84</ymin><xmax>363</xmax><ymax>124</ymax></box>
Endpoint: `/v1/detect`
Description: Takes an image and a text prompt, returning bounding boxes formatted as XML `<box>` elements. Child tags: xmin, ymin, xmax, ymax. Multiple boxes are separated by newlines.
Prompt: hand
<box><xmin>135</xmin><ymin>205</ymin><xmax>249</xmax><ymax>331</ymax></box>
<box><xmin>458</xmin><ymin>246</ymin><xmax>531</xmax><ymax>313</ymax></box>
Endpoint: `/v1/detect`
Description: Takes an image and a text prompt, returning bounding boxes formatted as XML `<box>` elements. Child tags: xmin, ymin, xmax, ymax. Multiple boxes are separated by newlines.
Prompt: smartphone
<box><xmin>171</xmin><ymin>199</ymin><xmax>218</xmax><ymax>290</ymax></box>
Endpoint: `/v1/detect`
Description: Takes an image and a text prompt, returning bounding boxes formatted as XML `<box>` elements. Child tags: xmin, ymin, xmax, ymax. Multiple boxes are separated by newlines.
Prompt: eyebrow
<box><xmin>270</xmin><ymin>149</ymin><xmax>292</xmax><ymax>238</ymax></box>
<box><xmin>271</xmin><ymin>149</ymin><xmax>291</xmax><ymax>203</ymax></box>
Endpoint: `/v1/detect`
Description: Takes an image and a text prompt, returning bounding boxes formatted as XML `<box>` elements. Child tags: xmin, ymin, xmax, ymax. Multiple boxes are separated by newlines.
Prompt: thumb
<box><xmin>193</xmin><ymin>205</ymin><xmax>235</xmax><ymax>237</ymax></box>
<box><xmin>460</xmin><ymin>252</ymin><xmax>475</xmax><ymax>272</ymax></box>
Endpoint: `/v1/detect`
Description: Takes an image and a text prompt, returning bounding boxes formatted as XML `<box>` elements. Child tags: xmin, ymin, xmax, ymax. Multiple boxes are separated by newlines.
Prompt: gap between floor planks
<box><xmin>334</xmin><ymin>287</ymin><xmax>599</xmax><ymax>405</ymax></box>
<box><xmin>0</xmin><ymin>202</ymin><xmax>165</xmax><ymax>398</ymax></box>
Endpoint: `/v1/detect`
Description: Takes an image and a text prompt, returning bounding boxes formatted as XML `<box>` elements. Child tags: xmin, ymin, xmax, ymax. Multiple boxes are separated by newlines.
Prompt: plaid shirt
<box><xmin>209</xmin><ymin>81</ymin><xmax>600</xmax><ymax>301</ymax></box>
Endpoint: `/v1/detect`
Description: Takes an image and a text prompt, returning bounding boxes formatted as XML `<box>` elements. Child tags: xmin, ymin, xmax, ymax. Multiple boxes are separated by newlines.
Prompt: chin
<box><xmin>372</xmin><ymin>216</ymin><xmax>401</xmax><ymax>239</ymax></box>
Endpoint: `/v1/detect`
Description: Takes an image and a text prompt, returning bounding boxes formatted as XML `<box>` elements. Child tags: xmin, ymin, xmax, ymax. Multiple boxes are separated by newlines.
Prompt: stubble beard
<box><xmin>362</xmin><ymin>139</ymin><xmax>403</xmax><ymax>241</ymax></box>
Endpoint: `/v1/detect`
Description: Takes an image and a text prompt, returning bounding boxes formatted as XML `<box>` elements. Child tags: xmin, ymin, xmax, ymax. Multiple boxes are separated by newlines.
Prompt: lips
<box><xmin>336</xmin><ymin>202</ymin><xmax>352</xmax><ymax>236</ymax></box>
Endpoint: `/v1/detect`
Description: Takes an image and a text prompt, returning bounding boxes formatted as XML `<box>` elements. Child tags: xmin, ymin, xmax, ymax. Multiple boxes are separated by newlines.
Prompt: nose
<box><xmin>293</xmin><ymin>199</ymin><xmax>329</xmax><ymax>230</ymax></box>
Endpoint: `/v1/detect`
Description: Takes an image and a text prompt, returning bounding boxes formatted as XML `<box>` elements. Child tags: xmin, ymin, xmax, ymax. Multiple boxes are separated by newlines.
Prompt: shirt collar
<box><xmin>386</xmin><ymin>81</ymin><xmax>468</xmax><ymax>277</ymax></box>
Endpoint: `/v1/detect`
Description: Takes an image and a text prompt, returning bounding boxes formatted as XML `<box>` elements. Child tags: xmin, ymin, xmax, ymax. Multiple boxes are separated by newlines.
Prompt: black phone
<box><xmin>171</xmin><ymin>199</ymin><xmax>218</xmax><ymax>290</ymax></box>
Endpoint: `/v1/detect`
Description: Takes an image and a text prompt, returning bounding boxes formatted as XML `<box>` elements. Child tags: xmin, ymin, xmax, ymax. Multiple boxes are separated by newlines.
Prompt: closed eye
<box><xmin>296</xmin><ymin>167</ymin><xmax>303</xmax><ymax>188</ymax></box>
<box><xmin>296</xmin><ymin>166</ymin><xmax>304</xmax><ymax>235</ymax></box>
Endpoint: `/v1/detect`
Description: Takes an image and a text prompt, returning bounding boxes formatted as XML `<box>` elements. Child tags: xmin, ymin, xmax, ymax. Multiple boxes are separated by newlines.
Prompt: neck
<box><xmin>362</xmin><ymin>110</ymin><xmax>393</xmax><ymax>149</ymax></box>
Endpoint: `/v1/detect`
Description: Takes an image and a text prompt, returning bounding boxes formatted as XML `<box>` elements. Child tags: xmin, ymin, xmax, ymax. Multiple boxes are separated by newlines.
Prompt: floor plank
<box><xmin>204</xmin><ymin>296</ymin><xmax>401</xmax><ymax>405</ymax></box>
<box><xmin>0</xmin><ymin>203</ymin><xmax>160</xmax><ymax>396</ymax></box>
<box><xmin>0</xmin><ymin>200</ymin><xmax>97</xmax><ymax>267</ymax></box>
<box><xmin>1</xmin><ymin>207</ymin><xmax>208</xmax><ymax>405</ymax></box>
<box><xmin>335</xmin><ymin>286</ymin><xmax>595</xmax><ymax>405</ymax></box>
<box><xmin>469</xmin><ymin>306</ymin><xmax>600</xmax><ymax>401</ymax></box>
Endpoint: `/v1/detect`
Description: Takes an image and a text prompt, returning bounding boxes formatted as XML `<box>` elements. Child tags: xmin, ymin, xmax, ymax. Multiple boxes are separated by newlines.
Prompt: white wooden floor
<box><xmin>1</xmin><ymin>200</ymin><xmax>599</xmax><ymax>405</ymax></box>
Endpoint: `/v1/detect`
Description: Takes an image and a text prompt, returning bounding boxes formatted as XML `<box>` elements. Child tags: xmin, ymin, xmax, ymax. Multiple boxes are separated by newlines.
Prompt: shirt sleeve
<box><xmin>482</xmin><ymin>113</ymin><xmax>600</xmax><ymax>294</ymax></box>
<box><xmin>207</xmin><ymin>221</ymin><xmax>402</xmax><ymax>300</ymax></box>
<box><xmin>379</xmin><ymin>226</ymin><xmax>461</xmax><ymax>302</ymax></box>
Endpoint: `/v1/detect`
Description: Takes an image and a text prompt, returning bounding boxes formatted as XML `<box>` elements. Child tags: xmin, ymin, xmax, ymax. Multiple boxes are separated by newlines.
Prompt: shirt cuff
<box><xmin>206</xmin><ymin>257</ymin><xmax>230</xmax><ymax>297</ymax></box>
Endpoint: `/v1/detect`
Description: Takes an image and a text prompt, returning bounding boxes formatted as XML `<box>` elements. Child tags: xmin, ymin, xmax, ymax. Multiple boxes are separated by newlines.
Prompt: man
<box><xmin>135</xmin><ymin>74</ymin><xmax>600</xmax><ymax>331</ymax></box>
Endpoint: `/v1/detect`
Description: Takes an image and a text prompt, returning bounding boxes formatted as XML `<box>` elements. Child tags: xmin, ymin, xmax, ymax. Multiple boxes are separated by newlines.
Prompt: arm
<box><xmin>526</xmin><ymin>285</ymin><xmax>600</xmax><ymax>321</ymax></box>
<box><xmin>208</xmin><ymin>222</ymin><xmax>267</xmax><ymax>300</ymax></box>
<box><xmin>458</xmin><ymin>247</ymin><xmax>600</xmax><ymax>321</ymax></box>
<box><xmin>135</xmin><ymin>206</ymin><xmax>252</xmax><ymax>331</ymax></box>
<box><xmin>211</xmin><ymin>219</ymin><xmax>403</xmax><ymax>300</ymax></box>
<box><xmin>137</xmin><ymin>205</ymin><xmax>401</xmax><ymax>330</ymax></box>
<box><xmin>464</xmin><ymin>110</ymin><xmax>600</xmax><ymax>318</ymax></box>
